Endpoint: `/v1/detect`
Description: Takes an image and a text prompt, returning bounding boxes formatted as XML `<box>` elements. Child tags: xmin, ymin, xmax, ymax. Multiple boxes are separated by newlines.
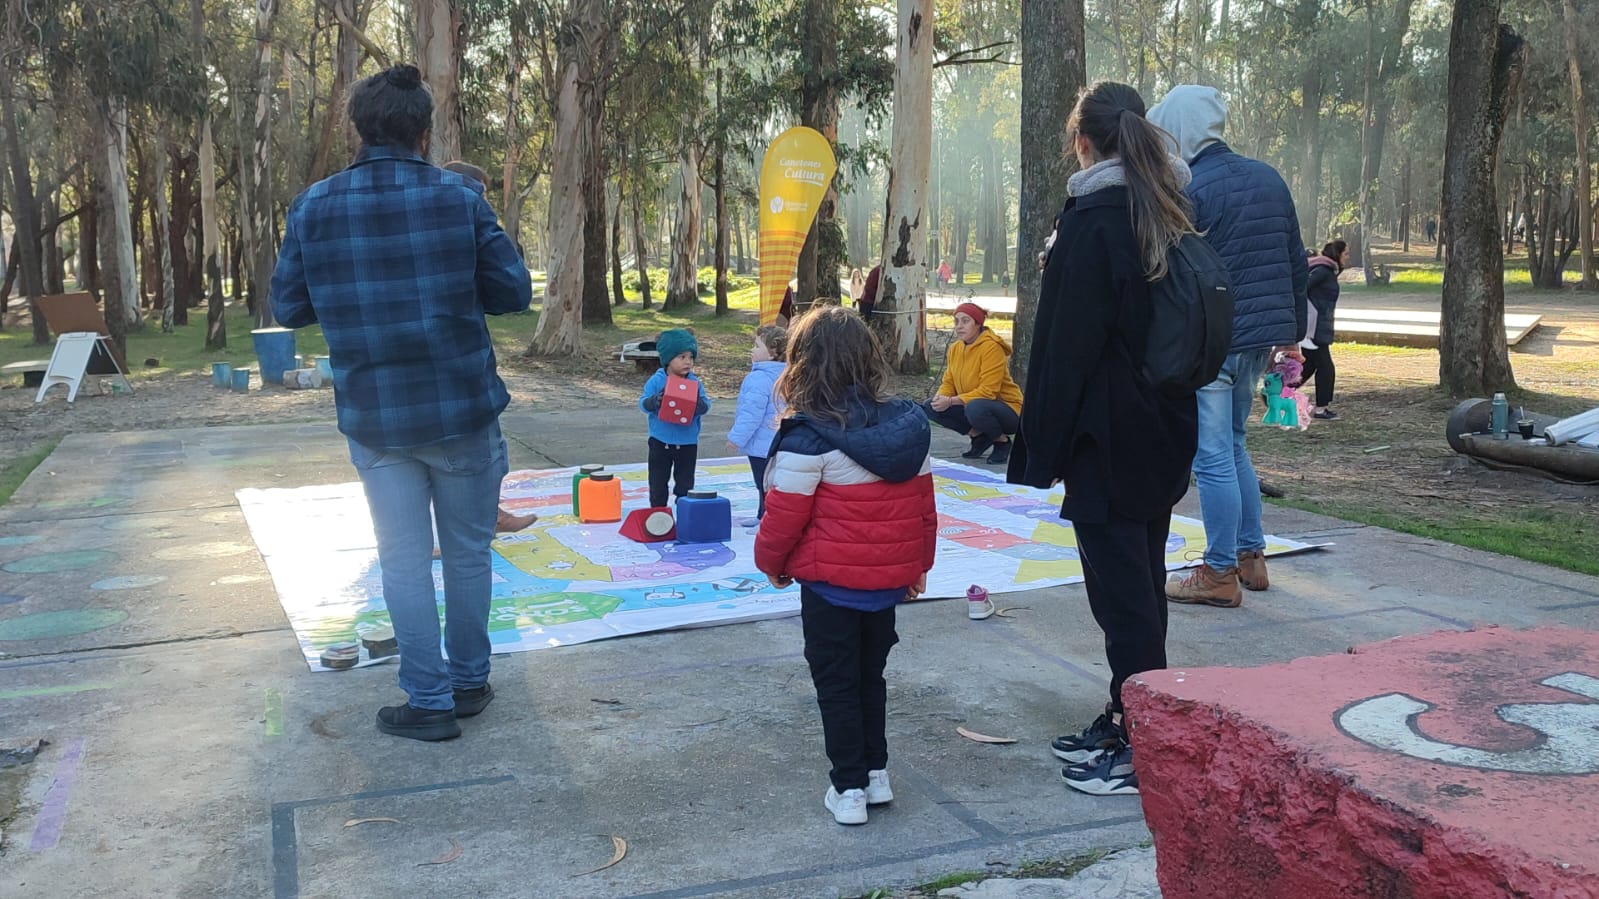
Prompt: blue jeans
<box><xmin>1192</xmin><ymin>349</ymin><xmax>1271</xmax><ymax>571</ymax></box>
<box><xmin>347</xmin><ymin>421</ymin><xmax>508</xmax><ymax>710</ymax></box>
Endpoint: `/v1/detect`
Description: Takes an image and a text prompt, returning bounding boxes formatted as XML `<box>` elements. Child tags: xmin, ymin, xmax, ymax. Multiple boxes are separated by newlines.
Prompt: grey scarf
<box><xmin>1066</xmin><ymin>156</ymin><xmax>1193</xmax><ymax>198</ymax></box>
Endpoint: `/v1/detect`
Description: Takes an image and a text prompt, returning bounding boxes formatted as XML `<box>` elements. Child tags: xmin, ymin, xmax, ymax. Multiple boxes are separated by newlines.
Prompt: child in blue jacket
<box><xmin>640</xmin><ymin>328</ymin><xmax>712</xmax><ymax>507</ymax></box>
<box><xmin>726</xmin><ymin>325</ymin><xmax>788</xmax><ymax>524</ymax></box>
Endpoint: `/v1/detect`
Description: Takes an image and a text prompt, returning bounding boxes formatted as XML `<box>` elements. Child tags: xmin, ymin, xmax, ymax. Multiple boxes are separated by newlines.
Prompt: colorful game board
<box><xmin>237</xmin><ymin>458</ymin><xmax>1318</xmax><ymax>671</ymax></box>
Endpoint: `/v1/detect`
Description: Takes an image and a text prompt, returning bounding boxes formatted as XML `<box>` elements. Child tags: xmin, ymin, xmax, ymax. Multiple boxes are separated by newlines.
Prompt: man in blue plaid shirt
<box><xmin>271</xmin><ymin>64</ymin><xmax>531</xmax><ymax>742</ymax></box>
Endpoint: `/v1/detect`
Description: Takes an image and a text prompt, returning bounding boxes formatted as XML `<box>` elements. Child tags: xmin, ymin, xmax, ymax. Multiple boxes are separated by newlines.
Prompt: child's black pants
<box><xmin>647</xmin><ymin>437</ymin><xmax>698</xmax><ymax>507</ymax></box>
<box><xmin>800</xmin><ymin>587</ymin><xmax>898</xmax><ymax>792</ymax></box>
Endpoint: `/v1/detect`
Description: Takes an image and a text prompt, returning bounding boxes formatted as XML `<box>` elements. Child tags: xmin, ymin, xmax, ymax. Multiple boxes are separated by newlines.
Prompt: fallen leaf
<box><xmin>574</xmin><ymin>835</ymin><xmax>628</xmax><ymax>877</ymax></box>
<box><xmin>956</xmin><ymin>726</ymin><xmax>1017</xmax><ymax>744</ymax></box>
<box><xmin>342</xmin><ymin>817</ymin><xmax>399</xmax><ymax>828</ymax></box>
<box><xmin>417</xmin><ymin>838</ymin><xmax>463</xmax><ymax>866</ymax></box>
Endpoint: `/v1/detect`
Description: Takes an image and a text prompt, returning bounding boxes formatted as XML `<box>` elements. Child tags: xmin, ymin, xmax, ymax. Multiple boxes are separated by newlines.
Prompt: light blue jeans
<box><xmin>1192</xmin><ymin>349</ymin><xmax>1272</xmax><ymax>572</ymax></box>
<box><xmin>347</xmin><ymin>421</ymin><xmax>508</xmax><ymax>710</ymax></box>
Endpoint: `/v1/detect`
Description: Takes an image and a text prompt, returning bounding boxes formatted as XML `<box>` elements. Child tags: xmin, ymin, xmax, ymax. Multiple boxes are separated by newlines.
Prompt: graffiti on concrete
<box><xmin>1336</xmin><ymin>673</ymin><xmax>1599</xmax><ymax>775</ymax></box>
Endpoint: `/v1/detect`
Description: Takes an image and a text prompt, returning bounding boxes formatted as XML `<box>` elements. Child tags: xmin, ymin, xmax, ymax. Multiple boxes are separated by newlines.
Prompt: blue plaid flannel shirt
<box><xmin>270</xmin><ymin>145</ymin><xmax>532</xmax><ymax>448</ymax></box>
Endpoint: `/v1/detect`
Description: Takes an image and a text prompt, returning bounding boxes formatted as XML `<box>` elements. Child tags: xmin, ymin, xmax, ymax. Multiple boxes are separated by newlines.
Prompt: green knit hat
<box><xmin>656</xmin><ymin>328</ymin><xmax>698</xmax><ymax>365</ymax></box>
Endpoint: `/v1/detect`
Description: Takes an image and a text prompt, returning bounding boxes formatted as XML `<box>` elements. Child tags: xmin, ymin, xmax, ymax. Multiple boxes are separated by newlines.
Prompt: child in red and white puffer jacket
<box><xmin>754</xmin><ymin>306</ymin><xmax>938</xmax><ymax>827</ymax></box>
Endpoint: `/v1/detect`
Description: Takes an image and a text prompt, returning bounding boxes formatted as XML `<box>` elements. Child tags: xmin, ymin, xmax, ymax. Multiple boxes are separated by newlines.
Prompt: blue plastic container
<box><xmin>211</xmin><ymin>362</ymin><xmax>232</xmax><ymax>387</ymax></box>
<box><xmin>231</xmin><ymin>368</ymin><xmax>251</xmax><ymax>392</ymax></box>
<box><xmin>676</xmin><ymin>491</ymin><xmax>731</xmax><ymax>543</ymax></box>
<box><xmin>314</xmin><ymin>356</ymin><xmax>334</xmax><ymax>382</ymax></box>
<box><xmin>251</xmin><ymin>328</ymin><xmax>297</xmax><ymax>385</ymax></box>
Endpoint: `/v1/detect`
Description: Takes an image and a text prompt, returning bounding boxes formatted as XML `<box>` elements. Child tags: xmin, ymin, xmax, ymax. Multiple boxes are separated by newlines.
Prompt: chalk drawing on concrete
<box><xmin>0</xmin><ymin>536</ymin><xmax>44</xmax><ymax>547</ymax></box>
<box><xmin>90</xmin><ymin>575</ymin><xmax>168</xmax><ymax>591</ymax></box>
<box><xmin>0</xmin><ymin>609</ymin><xmax>129</xmax><ymax>641</ymax></box>
<box><xmin>1</xmin><ymin>550</ymin><xmax>118</xmax><ymax>574</ymax></box>
<box><xmin>1336</xmin><ymin>673</ymin><xmax>1599</xmax><ymax>775</ymax></box>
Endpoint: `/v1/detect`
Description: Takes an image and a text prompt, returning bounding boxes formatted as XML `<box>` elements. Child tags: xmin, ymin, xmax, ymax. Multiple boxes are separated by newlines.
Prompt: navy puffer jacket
<box><xmin>1186</xmin><ymin>142</ymin><xmax>1309</xmax><ymax>354</ymax></box>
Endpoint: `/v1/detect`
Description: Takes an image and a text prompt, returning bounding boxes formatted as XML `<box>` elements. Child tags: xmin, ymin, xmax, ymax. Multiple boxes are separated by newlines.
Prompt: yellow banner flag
<box><xmin>759</xmin><ymin>127</ymin><xmax>837</xmax><ymax>326</ymax></box>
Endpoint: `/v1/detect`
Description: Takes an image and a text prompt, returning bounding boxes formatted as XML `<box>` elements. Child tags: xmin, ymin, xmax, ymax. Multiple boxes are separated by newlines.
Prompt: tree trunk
<box><xmin>41</xmin><ymin>188</ymin><xmax>64</xmax><ymax>295</ymax></box>
<box><xmin>167</xmin><ymin>146</ymin><xmax>195</xmax><ymax>323</ymax></box>
<box><xmin>1</xmin><ymin>74</ymin><xmax>49</xmax><ymax>345</ymax></box>
<box><xmin>1438</xmin><ymin>14</ymin><xmax>1524</xmax><ymax>396</ymax></box>
<box><xmin>733</xmin><ymin>201</ymin><xmax>748</xmax><ymax>275</ymax></box>
<box><xmin>82</xmin><ymin>196</ymin><xmax>100</xmax><ymax>296</ymax></box>
<box><xmin>153</xmin><ymin>138</ymin><xmax>176</xmax><ymax>333</ymax></box>
<box><xmin>309</xmin><ymin>0</ymin><xmax>361</xmax><ymax>183</ymax></box>
<box><xmin>632</xmin><ymin>178</ymin><xmax>652</xmax><ymax>309</ymax></box>
<box><xmin>526</xmin><ymin>0</ymin><xmax>603</xmax><ymax>356</ymax></box>
<box><xmin>714</xmin><ymin>71</ymin><xmax>730</xmax><ymax>316</ymax></box>
<box><xmin>952</xmin><ymin>208</ymin><xmax>969</xmax><ymax>283</ymax></box>
<box><xmin>94</xmin><ymin>96</ymin><xmax>141</xmax><ymax>354</ymax></box>
<box><xmin>1294</xmin><ymin>0</ymin><xmax>1324</xmax><ymax>245</ymax></box>
<box><xmin>582</xmin><ymin>150</ymin><xmax>613</xmax><ymax>324</ymax></box>
<box><xmin>414</xmin><ymin>0</ymin><xmax>464</xmax><ymax>164</ymax></box>
<box><xmin>1012</xmin><ymin>0</ymin><xmax>1087</xmax><ymax>381</ymax></box>
<box><xmin>611</xmin><ymin>182</ymin><xmax>626</xmax><ymax>306</ymax></box>
<box><xmin>871</xmin><ymin>0</ymin><xmax>934</xmax><ymax>374</ymax></box>
<box><xmin>664</xmin><ymin>146</ymin><xmax>703</xmax><ymax>309</ymax></box>
<box><xmin>201</xmin><ymin>117</ymin><xmax>226</xmax><ymax>348</ymax></box>
<box><xmin>1357</xmin><ymin>0</ymin><xmax>1415</xmax><ymax>285</ymax></box>
<box><xmin>1400</xmin><ymin>153</ymin><xmax>1412</xmax><ymax>253</ymax></box>
<box><xmin>250</xmin><ymin>0</ymin><xmax>278</xmax><ymax>329</ymax></box>
<box><xmin>1563</xmin><ymin>0</ymin><xmax>1596</xmax><ymax>289</ymax></box>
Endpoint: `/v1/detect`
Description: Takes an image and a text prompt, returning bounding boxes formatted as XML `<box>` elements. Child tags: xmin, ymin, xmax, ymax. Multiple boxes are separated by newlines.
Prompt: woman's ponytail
<box><xmin>1069</xmin><ymin>82</ymin><xmax>1197</xmax><ymax>281</ymax></box>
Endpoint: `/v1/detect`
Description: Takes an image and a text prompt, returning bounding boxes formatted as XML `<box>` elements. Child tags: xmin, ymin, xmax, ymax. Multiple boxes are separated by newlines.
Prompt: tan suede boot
<box><xmin>1237</xmin><ymin>549</ymin><xmax>1269</xmax><ymax>591</ymax></box>
<box><xmin>1165</xmin><ymin>563</ymin><xmax>1243</xmax><ymax>608</ymax></box>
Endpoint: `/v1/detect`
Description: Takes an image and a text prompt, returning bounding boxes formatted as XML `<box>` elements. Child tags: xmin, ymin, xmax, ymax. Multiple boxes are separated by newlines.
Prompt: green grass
<box><xmin>0</xmin><ymin>304</ymin><xmax>331</xmax><ymax>381</ymax></box>
<box><xmin>0</xmin><ymin>439</ymin><xmax>59</xmax><ymax>506</ymax></box>
<box><xmin>1270</xmin><ymin>496</ymin><xmax>1599</xmax><ymax>577</ymax></box>
<box><xmin>1341</xmin><ymin>261</ymin><xmax>1540</xmax><ymax>294</ymax></box>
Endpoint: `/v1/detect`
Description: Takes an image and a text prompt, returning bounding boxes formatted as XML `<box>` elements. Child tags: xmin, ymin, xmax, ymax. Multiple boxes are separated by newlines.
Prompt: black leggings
<box><xmin>1300</xmin><ymin>344</ymin><xmax>1336</xmax><ymax>408</ymax></box>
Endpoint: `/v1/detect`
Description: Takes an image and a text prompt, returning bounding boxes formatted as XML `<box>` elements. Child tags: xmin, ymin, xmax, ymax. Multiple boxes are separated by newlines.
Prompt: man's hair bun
<box><xmin>384</xmin><ymin>64</ymin><xmax>423</xmax><ymax>89</ymax></box>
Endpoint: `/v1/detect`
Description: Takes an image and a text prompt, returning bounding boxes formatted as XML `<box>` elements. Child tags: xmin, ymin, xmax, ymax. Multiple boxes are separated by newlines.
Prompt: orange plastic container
<box><xmin>578</xmin><ymin>473</ymin><xmax>623</xmax><ymax>523</ymax></box>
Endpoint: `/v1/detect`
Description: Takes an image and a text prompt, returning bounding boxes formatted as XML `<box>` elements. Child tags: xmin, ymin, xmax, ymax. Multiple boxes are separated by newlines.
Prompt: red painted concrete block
<box><xmin>1123</xmin><ymin>627</ymin><xmax>1599</xmax><ymax>899</ymax></box>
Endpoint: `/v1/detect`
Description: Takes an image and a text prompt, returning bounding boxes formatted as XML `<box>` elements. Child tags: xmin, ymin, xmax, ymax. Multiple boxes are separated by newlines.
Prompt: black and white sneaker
<box><xmin>1050</xmin><ymin>711</ymin><xmax>1124</xmax><ymax>764</ymax></box>
<box><xmin>1062</xmin><ymin>742</ymin><xmax>1139</xmax><ymax>796</ymax></box>
<box><xmin>962</xmin><ymin>434</ymin><xmax>996</xmax><ymax>459</ymax></box>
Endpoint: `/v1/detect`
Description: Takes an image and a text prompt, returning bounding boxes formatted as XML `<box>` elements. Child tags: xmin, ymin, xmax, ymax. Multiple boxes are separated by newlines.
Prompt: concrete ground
<box><xmin>1</xmin><ymin>403</ymin><xmax>1596</xmax><ymax>899</ymax></box>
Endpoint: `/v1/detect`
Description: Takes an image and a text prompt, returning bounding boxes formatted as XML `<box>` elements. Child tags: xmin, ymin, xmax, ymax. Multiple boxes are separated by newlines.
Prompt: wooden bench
<box><xmin>618</xmin><ymin>340</ymin><xmax>659</xmax><ymax>373</ymax></box>
<box><xmin>1335</xmin><ymin>307</ymin><xmax>1542</xmax><ymax>348</ymax></box>
<box><xmin>2</xmin><ymin>359</ymin><xmax>50</xmax><ymax>388</ymax></box>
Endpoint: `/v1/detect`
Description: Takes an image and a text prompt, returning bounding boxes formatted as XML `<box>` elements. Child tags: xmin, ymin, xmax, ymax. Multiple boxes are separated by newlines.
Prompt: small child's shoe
<box><xmin>866</xmin><ymin>769</ymin><xmax>893</xmax><ymax>805</ymax></box>
<box><xmin>824</xmin><ymin>786</ymin><xmax>868</xmax><ymax>825</ymax></box>
<box><xmin>967</xmin><ymin>584</ymin><xmax>996</xmax><ymax>620</ymax></box>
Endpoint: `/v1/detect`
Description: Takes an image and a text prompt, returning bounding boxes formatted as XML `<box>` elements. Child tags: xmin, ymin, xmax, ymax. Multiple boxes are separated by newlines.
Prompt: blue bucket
<box><xmin>231</xmin><ymin>369</ymin><xmax>251</xmax><ymax>392</ymax></box>
<box><xmin>251</xmin><ymin>328</ymin><xmax>297</xmax><ymax>385</ymax></box>
<box><xmin>211</xmin><ymin>362</ymin><xmax>232</xmax><ymax>387</ymax></box>
<box><xmin>314</xmin><ymin>355</ymin><xmax>334</xmax><ymax>382</ymax></box>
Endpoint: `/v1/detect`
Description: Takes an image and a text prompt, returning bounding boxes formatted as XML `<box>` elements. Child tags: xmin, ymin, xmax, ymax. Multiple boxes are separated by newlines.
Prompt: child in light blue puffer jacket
<box><xmin>726</xmin><ymin>325</ymin><xmax>788</xmax><ymax>524</ymax></box>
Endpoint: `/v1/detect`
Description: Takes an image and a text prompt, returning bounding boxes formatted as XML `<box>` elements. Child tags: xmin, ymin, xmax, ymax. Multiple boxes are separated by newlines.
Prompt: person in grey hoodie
<box><xmin>1148</xmin><ymin>85</ymin><xmax>1308</xmax><ymax>609</ymax></box>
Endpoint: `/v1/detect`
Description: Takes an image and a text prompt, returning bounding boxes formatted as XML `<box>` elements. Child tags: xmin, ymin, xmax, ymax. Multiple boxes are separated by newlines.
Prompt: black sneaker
<box><xmin>1062</xmin><ymin>742</ymin><xmax>1139</xmax><ymax>796</ymax></box>
<box><xmin>1312</xmin><ymin>408</ymin><xmax>1340</xmax><ymax>420</ymax></box>
<box><xmin>962</xmin><ymin>434</ymin><xmax>996</xmax><ymax>459</ymax></box>
<box><xmin>986</xmin><ymin>442</ymin><xmax>1012</xmax><ymax>466</ymax></box>
<box><xmin>1050</xmin><ymin>711</ymin><xmax>1124</xmax><ymax>764</ymax></box>
<box><xmin>452</xmin><ymin>683</ymin><xmax>495</xmax><ymax>718</ymax></box>
<box><xmin>376</xmin><ymin>704</ymin><xmax>461</xmax><ymax>741</ymax></box>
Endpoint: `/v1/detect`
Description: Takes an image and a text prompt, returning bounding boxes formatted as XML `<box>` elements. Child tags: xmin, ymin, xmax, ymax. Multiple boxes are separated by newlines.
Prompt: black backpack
<box><xmin>1140</xmin><ymin>233</ymin><xmax>1234</xmax><ymax>396</ymax></box>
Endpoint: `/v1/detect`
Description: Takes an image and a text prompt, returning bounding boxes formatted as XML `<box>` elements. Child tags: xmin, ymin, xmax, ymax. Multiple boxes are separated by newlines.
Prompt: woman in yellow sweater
<box><xmin>923</xmin><ymin>303</ymin><xmax>1024</xmax><ymax>465</ymax></box>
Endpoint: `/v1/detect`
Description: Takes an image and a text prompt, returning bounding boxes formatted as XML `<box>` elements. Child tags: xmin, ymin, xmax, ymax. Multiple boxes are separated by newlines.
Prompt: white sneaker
<box><xmin>968</xmin><ymin>596</ymin><xmax>996</xmax><ymax>620</ymax></box>
<box><xmin>866</xmin><ymin>769</ymin><xmax>893</xmax><ymax>805</ymax></box>
<box><xmin>824</xmin><ymin>786</ymin><xmax>868</xmax><ymax>825</ymax></box>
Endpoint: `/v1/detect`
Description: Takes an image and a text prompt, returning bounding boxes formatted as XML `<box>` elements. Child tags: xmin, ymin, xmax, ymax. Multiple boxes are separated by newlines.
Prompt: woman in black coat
<box><xmin>1006</xmin><ymin>82</ymin><xmax>1200</xmax><ymax>798</ymax></box>
<box><xmin>1301</xmin><ymin>239</ymin><xmax>1347</xmax><ymax>419</ymax></box>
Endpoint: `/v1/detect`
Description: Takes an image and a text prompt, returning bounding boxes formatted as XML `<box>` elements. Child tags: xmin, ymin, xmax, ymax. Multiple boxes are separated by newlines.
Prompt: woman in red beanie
<box><xmin>923</xmin><ymin>302</ymin><xmax>1024</xmax><ymax>466</ymax></box>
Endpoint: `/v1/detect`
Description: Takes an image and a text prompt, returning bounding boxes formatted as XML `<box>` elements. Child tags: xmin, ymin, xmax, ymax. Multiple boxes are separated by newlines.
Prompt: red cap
<box><xmin>954</xmin><ymin>302</ymin><xmax>987</xmax><ymax>330</ymax></box>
